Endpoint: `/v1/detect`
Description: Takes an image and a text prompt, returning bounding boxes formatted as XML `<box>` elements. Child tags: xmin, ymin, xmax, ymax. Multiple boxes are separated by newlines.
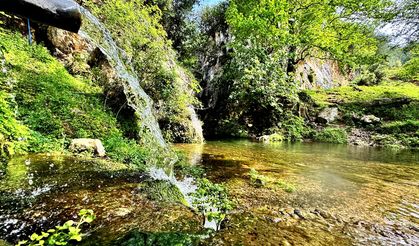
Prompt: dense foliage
<box><xmin>187</xmin><ymin>0</ymin><xmax>401</xmax><ymax>138</ymax></box>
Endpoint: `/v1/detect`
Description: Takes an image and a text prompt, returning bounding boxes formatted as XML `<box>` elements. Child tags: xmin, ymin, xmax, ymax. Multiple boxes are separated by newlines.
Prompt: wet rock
<box><xmin>69</xmin><ymin>138</ymin><xmax>106</xmax><ymax>157</ymax></box>
<box><xmin>294</xmin><ymin>209</ymin><xmax>306</xmax><ymax>219</ymax></box>
<box><xmin>256</xmin><ymin>133</ymin><xmax>283</xmax><ymax>143</ymax></box>
<box><xmin>253</xmin><ymin>178</ymin><xmax>266</xmax><ymax>187</ymax></box>
<box><xmin>284</xmin><ymin>207</ymin><xmax>295</xmax><ymax>216</ymax></box>
<box><xmin>272</xmin><ymin>217</ymin><xmax>282</xmax><ymax>223</ymax></box>
<box><xmin>280</xmin><ymin>239</ymin><xmax>291</xmax><ymax>246</ymax></box>
<box><xmin>114</xmin><ymin>207</ymin><xmax>132</xmax><ymax>217</ymax></box>
<box><xmin>314</xmin><ymin>209</ymin><xmax>331</xmax><ymax>219</ymax></box>
<box><xmin>348</xmin><ymin>128</ymin><xmax>373</xmax><ymax>147</ymax></box>
<box><xmin>316</xmin><ymin>107</ymin><xmax>339</xmax><ymax>124</ymax></box>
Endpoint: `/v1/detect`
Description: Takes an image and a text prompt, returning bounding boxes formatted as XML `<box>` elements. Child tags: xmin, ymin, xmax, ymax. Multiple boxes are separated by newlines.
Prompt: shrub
<box><xmin>314</xmin><ymin>127</ymin><xmax>348</xmax><ymax>144</ymax></box>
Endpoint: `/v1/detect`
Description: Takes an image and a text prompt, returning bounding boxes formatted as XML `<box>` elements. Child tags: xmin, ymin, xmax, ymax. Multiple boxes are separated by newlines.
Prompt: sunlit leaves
<box><xmin>17</xmin><ymin>209</ymin><xmax>95</xmax><ymax>246</ymax></box>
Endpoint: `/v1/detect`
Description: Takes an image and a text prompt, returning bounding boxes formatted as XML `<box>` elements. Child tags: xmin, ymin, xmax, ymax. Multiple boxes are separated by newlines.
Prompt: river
<box><xmin>0</xmin><ymin>141</ymin><xmax>418</xmax><ymax>245</ymax></box>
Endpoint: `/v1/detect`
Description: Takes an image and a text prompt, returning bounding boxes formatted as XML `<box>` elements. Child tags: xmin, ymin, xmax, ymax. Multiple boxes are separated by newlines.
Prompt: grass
<box><xmin>306</xmin><ymin>81</ymin><xmax>419</xmax><ymax>107</ymax></box>
<box><xmin>0</xmin><ymin>29</ymin><xmax>154</xmax><ymax>168</ymax></box>
<box><xmin>305</xmin><ymin>80</ymin><xmax>418</xmax><ymax>148</ymax></box>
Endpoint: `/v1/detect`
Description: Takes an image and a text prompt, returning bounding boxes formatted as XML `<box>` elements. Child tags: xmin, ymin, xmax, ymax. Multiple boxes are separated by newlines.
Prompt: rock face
<box><xmin>69</xmin><ymin>139</ymin><xmax>106</xmax><ymax>157</ymax></box>
<box><xmin>316</xmin><ymin>107</ymin><xmax>339</xmax><ymax>124</ymax></box>
<box><xmin>47</xmin><ymin>27</ymin><xmax>93</xmax><ymax>74</ymax></box>
<box><xmin>45</xmin><ymin>25</ymin><xmax>203</xmax><ymax>144</ymax></box>
<box><xmin>295</xmin><ymin>58</ymin><xmax>350</xmax><ymax>90</ymax></box>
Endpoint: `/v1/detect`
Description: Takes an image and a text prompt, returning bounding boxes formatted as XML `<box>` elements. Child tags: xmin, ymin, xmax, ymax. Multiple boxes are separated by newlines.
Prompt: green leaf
<box><xmin>70</xmin><ymin>234</ymin><xmax>82</xmax><ymax>242</ymax></box>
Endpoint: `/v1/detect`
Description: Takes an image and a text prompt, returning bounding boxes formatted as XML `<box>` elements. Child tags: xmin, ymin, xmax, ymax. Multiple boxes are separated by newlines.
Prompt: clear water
<box><xmin>0</xmin><ymin>141</ymin><xmax>417</xmax><ymax>245</ymax></box>
<box><xmin>175</xmin><ymin>140</ymin><xmax>419</xmax><ymax>245</ymax></box>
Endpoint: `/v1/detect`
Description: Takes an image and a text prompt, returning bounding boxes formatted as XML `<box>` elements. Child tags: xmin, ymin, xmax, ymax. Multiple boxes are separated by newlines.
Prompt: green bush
<box><xmin>379</xmin><ymin>120</ymin><xmax>419</xmax><ymax>134</ymax></box>
<box><xmin>314</xmin><ymin>127</ymin><xmax>348</xmax><ymax>144</ymax></box>
<box><xmin>192</xmin><ymin>178</ymin><xmax>233</xmax><ymax>230</ymax></box>
<box><xmin>395</xmin><ymin>45</ymin><xmax>419</xmax><ymax>81</ymax></box>
<box><xmin>279</xmin><ymin>115</ymin><xmax>310</xmax><ymax>142</ymax></box>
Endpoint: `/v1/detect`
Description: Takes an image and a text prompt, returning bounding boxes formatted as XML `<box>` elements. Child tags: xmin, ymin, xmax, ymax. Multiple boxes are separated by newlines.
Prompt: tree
<box><xmin>227</xmin><ymin>0</ymin><xmax>390</xmax><ymax>76</ymax></box>
<box><xmin>385</xmin><ymin>0</ymin><xmax>419</xmax><ymax>45</ymax></box>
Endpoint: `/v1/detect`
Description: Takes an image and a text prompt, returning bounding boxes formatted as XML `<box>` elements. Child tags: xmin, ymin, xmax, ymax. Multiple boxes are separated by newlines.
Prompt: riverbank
<box><xmin>302</xmin><ymin>81</ymin><xmax>419</xmax><ymax>149</ymax></box>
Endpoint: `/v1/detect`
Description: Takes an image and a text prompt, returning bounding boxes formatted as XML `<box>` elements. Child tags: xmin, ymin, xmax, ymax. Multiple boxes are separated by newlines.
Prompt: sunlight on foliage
<box><xmin>17</xmin><ymin>209</ymin><xmax>95</xmax><ymax>246</ymax></box>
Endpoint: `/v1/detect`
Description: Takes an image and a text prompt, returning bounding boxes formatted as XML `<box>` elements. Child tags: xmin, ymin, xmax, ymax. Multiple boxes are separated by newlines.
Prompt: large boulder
<box><xmin>316</xmin><ymin>107</ymin><xmax>339</xmax><ymax>124</ymax></box>
<box><xmin>69</xmin><ymin>138</ymin><xmax>106</xmax><ymax>157</ymax></box>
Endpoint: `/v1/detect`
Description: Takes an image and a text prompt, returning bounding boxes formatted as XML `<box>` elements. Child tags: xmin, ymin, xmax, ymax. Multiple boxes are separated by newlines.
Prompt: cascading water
<box><xmin>77</xmin><ymin>8</ymin><xmax>211</xmax><ymax>225</ymax></box>
<box><xmin>78</xmin><ymin>7</ymin><xmax>167</xmax><ymax>151</ymax></box>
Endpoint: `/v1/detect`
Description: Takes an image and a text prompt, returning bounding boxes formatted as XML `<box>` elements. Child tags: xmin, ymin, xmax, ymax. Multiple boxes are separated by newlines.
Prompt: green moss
<box><xmin>249</xmin><ymin>168</ymin><xmax>268</xmax><ymax>187</ymax></box>
<box><xmin>139</xmin><ymin>180</ymin><xmax>188</xmax><ymax>205</ymax></box>
<box><xmin>275</xmin><ymin>180</ymin><xmax>296</xmax><ymax>193</ymax></box>
<box><xmin>0</xmin><ymin>91</ymin><xmax>30</xmax><ymax>158</ymax></box>
<box><xmin>314</xmin><ymin>128</ymin><xmax>348</xmax><ymax>144</ymax></box>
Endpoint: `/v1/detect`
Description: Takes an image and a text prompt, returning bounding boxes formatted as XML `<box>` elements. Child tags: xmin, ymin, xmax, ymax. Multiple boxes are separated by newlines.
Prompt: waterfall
<box><xmin>188</xmin><ymin>106</ymin><xmax>204</xmax><ymax>143</ymax></box>
<box><xmin>78</xmin><ymin>7</ymin><xmax>167</xmax><ymax>150</ymax></box>
<box><xmin>76</xmin><ymin>8</ymin><xmax>219</xmax><ymax>230</ymax></box>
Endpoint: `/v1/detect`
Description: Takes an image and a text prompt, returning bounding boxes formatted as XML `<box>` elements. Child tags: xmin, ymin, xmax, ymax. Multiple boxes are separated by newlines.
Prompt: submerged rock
<box><xmin>316</xmin><ymin>107</ymin><xmax>339</xmax><ymax>124</ymax></box>
<box><xmin>69</xmin><ymin>138</ymin><xmax>106</xmax><ymax>157</ymax></box>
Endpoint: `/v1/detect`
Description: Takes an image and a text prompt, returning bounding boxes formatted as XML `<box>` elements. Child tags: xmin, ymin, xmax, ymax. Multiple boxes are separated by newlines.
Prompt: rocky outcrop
<box><xmin>69</xmin><ymin>138</ymin><xmax>106</xmax><ymax>157</ymax></box>
<box><xmin>296</xmin><ymin>58</ymin><xmax>350</xmax><ymax>89</ymax></box>
<box><xmin>316</xmin><ymin>107</ymin><xmax>339</xmax><ymax>124</ymax></box>
<box><xmin>45</xmin><ymin>23</ymin><xmax>203</xmax><ymax>144</ymax></box>
<box><xmin>47</xmin><ymin>27</ymin><xmax>93</xmax><ymax>74</ymax></box>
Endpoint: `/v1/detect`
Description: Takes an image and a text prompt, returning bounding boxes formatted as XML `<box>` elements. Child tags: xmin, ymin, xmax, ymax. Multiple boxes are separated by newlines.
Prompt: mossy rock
<box><xmin>139</xmin><ymin>180</ymin><xmax>188</xmax><ymax>206</ymax></box>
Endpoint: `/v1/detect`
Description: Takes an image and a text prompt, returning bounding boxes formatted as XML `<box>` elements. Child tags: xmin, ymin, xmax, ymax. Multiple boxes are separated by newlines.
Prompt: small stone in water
<box><xmin>272</xmin><ymin>218</ymin><xmax>282</xmax><ymax>223</ymax></box>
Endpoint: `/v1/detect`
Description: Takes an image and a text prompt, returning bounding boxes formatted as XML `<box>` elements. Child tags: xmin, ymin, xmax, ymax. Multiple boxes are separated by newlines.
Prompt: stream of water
<box><xmin>0</xmin><ymin>140</ymin><xmax>417</xmax><ymax>245</ymax></box>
